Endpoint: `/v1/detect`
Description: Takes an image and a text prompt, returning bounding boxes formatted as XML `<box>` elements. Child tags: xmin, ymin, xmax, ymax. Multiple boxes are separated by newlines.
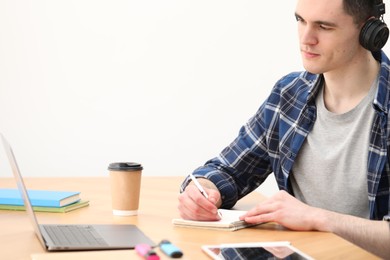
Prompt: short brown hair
<box><xmin>343</xmin><ymin>0</ymin><xmax>377</xmax><ymax>26</ymax></box>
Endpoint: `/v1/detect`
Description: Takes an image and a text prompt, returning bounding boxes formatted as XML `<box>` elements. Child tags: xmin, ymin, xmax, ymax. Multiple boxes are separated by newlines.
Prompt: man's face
<box><xmin>295</xmin><ymin>0</ymin><xmax>364</xmax><ymax>75</ymax></box>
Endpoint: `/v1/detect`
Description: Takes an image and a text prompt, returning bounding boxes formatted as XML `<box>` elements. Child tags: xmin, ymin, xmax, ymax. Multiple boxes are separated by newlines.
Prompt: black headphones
<box><xmin>359</xmin><ymin>0</ymin><xmax>389</xmax><ymax>52</ymax></box>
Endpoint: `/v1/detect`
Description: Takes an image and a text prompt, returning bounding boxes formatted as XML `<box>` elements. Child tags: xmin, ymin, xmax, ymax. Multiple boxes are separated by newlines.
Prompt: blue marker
<box><xmin>159</xmin><ymin>240</ymin><xmax>183</xmax><ymax>258</ymax></box>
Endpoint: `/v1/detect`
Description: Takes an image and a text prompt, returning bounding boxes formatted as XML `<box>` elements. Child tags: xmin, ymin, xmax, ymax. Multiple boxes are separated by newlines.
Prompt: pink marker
<box><xmin>135</xmin><ymin>244</ymin><xmax>160</xmax><ymax>260</ymax></box>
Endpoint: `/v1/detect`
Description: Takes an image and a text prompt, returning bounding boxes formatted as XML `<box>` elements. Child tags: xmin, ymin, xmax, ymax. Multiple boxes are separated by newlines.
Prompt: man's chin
<box><xmin>302</xmin><ymin>63</ymin><xmax>323</xmax><ymax>74</ymax></box>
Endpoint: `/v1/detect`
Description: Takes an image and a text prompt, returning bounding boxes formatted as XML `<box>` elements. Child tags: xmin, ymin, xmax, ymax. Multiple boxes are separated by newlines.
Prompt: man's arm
<box><xmin>240</xmin><ymin>191</ymin><xmax>390</xmax><ymax>259</ymax></box>
<box><xmin>318</xmin><ymin>210</ymin><xmax>390</xmax><ymax>259</ymax></box>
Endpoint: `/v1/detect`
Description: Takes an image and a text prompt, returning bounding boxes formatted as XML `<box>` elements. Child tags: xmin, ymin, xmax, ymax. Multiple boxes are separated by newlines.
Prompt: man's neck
<box><xmin>322</xmin><ymin>52</ymin><xmax>380</xmax><ymax>114</ymax></box>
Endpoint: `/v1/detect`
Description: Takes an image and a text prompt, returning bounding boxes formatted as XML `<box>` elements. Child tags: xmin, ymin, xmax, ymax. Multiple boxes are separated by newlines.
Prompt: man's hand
<box><xmin>178</xmin><ymin>178</ymin><xmax>222</xmax><ymax>221</ymax></box>
<box><xmin>240</xmin><ymin>190</ymin><xmax>390</xmax><ymax>259</ymax></box>
<box><xmin>240</xmin><ymin>190</ymin><xmax>321</xmax><ymax>231</ymax></box>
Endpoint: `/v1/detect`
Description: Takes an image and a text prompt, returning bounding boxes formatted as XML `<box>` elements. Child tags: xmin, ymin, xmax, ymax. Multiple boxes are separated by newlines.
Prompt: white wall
<box><xmin>1</xmin><ymin>1</ymin><xmax>389</xmax><ymax>197</ymax></box>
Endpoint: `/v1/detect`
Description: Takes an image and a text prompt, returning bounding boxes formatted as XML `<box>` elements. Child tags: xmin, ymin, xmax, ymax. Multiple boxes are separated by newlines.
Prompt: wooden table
<box><xmin>0</xmin><ymin>177</ymin><xmax>379</xmax><ymax>259</ymax></box>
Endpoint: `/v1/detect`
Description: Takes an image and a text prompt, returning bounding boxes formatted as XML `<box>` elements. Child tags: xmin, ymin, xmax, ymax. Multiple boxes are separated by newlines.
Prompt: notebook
<box><xmin>172</xmin><ymin>209</ymin><xmax>258</xmax><ymax>231</ymax></box>
<box><xmin>0</xmin><ymin>133</ymin><xmax>156</xmax><ymax>251</ymax></box>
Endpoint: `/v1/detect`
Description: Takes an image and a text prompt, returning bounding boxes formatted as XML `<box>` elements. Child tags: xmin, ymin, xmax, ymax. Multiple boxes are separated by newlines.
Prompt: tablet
<box><xmin>202</xmin><ymin>241</ymin><xmax>313</xmax><ymax>260</ymax></box>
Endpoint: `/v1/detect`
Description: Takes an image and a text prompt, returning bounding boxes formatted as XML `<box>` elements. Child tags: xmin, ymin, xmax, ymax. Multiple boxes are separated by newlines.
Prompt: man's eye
<box><xmin>295</xmin><ymin>16</ymin><xmax>302</xmax><ymax>22</ymax></box>
<box><xmin>319</xmin><ymin>25</ymin><xmax>332</xmax><ymax>30</ymax></box>
<box><xmin>295</xmin><ymin>17</ymin><xmax>306</xmax><ymax>25</ymax></box>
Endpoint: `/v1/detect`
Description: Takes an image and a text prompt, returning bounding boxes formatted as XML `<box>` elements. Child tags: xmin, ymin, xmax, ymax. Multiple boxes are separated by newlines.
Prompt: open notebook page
<box><xmin>172</xmin><ymin>209</ymin><xmax>256</xmax><ymax>231</ymax></box>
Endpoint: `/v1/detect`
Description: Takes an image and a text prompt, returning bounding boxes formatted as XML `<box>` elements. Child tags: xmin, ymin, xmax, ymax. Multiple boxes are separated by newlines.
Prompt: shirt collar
<box><xmin>306</xmin><ymin>73</ymin><xmax>323</xmax><ymax>104</ymax></box>
<box><xmin>373</xmin><ymin>51</ymin><xmax>390</xmax><ymax>114</ymax></box>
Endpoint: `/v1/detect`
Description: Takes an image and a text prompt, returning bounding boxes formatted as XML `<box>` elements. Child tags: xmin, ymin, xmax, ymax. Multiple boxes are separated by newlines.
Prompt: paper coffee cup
<box><xmin>108</xmin><ymin>162</ymin><xmax>143</xmax><ymax>216</ymax></box>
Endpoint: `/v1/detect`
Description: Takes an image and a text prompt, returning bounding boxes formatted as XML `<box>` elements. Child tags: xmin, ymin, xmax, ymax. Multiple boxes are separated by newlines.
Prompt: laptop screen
<box><xmin>0</xmin><ymin>134</ymin><xmax>47</xmax><ymax>248</ymax></box>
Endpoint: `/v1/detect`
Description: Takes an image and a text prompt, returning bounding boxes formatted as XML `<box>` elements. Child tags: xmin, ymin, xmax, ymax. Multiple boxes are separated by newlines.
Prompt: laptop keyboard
<box><xmin>42</xmin><ymin>225</ymin><xmax>109</xmax><ymax>246</ymax></box>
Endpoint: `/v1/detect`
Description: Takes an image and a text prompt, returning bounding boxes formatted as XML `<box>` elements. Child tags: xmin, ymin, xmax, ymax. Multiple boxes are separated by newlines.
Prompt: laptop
<box><xmin>0</xmin><ymin>133</ymin><xmax>156</xmax><ymax>251</ymax></box>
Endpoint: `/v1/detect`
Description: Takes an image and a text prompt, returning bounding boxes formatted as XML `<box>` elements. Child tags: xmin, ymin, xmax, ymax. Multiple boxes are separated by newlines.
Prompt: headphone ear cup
<box><xmin>360</xmin><ymin>18</ymin><xmax>389</xmax><ymax>52</ymax></box>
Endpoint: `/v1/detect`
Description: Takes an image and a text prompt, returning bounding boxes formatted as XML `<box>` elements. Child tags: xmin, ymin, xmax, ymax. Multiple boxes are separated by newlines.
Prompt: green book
<box><xmin>0</xmin><ymin>200</ymin><xmax>89</xmax><ymax>213</ymax></box>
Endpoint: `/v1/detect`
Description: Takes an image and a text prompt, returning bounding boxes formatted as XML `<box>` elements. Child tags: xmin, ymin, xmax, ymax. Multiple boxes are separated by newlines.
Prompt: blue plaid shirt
<box><xmin>182</xmin><ymin>51</ymin><xmax>390</xmax><ymax>220</ymax></box>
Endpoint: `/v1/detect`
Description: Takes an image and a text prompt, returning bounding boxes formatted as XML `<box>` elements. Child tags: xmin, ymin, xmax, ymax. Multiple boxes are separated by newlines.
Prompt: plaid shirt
<box><xmin>182</xmin><ymin>51</ymin><xmax>390</xmax><ymax>220</ymax></box>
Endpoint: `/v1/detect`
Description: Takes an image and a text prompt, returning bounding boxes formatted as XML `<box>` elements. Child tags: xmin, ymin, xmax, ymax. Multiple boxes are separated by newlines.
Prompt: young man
<box><xmin>178</xmin><ymin>0</ymin><xmax>390</xmax><ymax>258</ymax></box>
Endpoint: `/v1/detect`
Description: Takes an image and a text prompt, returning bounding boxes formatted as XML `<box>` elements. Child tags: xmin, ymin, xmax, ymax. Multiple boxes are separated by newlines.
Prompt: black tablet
<box><xmin>202</xmin><ymin>241</ymin><xmax>313</xmax><ymax>260</ymax></box>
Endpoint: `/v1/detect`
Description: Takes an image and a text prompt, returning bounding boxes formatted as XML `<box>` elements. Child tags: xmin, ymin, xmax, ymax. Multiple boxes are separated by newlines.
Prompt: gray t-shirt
<box><xmin>290</xmin><ymin>79</ymin><xmax>378</xmax><ymax>218</ymax></box>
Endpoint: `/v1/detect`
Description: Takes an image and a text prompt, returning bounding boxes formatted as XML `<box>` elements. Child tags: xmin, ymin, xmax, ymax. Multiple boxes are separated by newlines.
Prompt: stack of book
<box><xmin>0</xmin><ymin>188</ymin><xmax>89</xmax><ymax>213</ymax></box>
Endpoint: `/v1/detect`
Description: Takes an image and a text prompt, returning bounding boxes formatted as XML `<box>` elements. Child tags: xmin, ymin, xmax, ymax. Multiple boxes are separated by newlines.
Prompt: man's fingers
<box><xmin>178</xmin><ymin>185</ymin><xmax>220</xmax><ymax>220</ymax></box>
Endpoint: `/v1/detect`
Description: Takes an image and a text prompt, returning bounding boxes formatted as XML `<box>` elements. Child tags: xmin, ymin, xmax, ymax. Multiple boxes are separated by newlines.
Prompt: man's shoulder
<box><xmin>277</xmin><ymin>71</ymin><xmax>319</xmax><ymax>86</ymax></box>
<box><xmin>264</xmin><ymin>71</ymin><xmax>320</xmax><ymax>108</ymax></box>
<box><xmin>272</xmin><ymin>71</ymin><xmax>320</xmax><ymax>97</ymax></box>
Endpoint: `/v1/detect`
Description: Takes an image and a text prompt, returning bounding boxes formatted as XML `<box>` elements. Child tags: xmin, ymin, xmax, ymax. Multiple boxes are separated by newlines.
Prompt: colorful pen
<box><xmin>159</xmin><ymin>239</ymin><xmax>183</xmax><ymax>258</ymax></box>
<box><xmin>189</xmin><ymin>174</ymin><xmax>223</xmax><ymax>217</ymax></box>
<box><xmin>135</xmin><ymin>244</ymin><xmax>160</xmax><ymax>260</ymax></box>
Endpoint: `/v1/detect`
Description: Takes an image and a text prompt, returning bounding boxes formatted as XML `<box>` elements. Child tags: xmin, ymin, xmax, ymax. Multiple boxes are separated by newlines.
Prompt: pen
<box><xmin>189</xmin><ymin>173</ymin><xmax>222</xmax><ymax>217</ymax></box>
<box><xmin>135</xmin><ymin>244</ymin><xmax>160</xmax><ymax>260</ymax></box>
<box><xmin>189</xmin><ymin>173</ymin><xmax>209</xmax><ymax>199</ymax></box>
<box><xmin>159</xmin><ymin>239</ymin><xmax>183</xmax><ymax>258</ymax></box>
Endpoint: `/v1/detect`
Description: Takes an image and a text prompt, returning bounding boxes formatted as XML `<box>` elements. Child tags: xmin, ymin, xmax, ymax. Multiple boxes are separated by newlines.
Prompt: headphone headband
<box><xmin>374</xmin><ymin>0</ymin><xmax>386</xmax><ymax>18</ymax></box>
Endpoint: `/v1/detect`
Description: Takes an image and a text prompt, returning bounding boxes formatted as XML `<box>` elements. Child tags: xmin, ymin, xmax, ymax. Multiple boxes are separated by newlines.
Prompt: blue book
<box><xmin>0</xmin><ymin>188</ymin><xmax>80</xmax><ymax>207</ymax></box>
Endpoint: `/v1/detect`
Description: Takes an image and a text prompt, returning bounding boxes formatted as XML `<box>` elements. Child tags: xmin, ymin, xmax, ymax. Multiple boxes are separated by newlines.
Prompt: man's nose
<box><xmin>300</xmin><ymin>25</ymin><xmax>318</xmax><ymax>46</ymax></box>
